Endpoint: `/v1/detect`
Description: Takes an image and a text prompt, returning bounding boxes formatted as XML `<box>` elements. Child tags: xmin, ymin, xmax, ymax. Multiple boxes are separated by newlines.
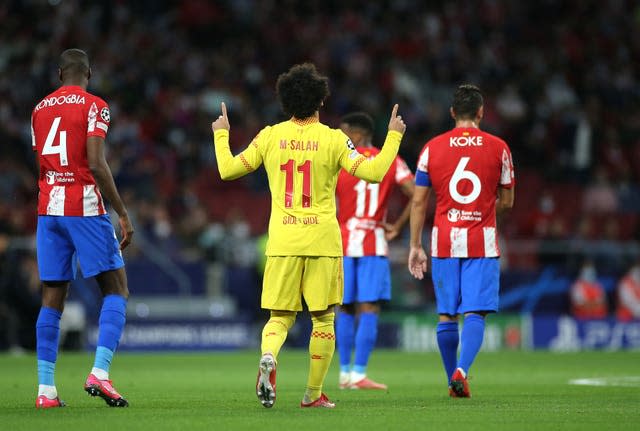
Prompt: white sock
<box><xmin>38</xmin><ymin>384</ymin><xmax>57</xmax><ymax>399</ymax></box>
<box><xmin>91</xmin><ymin>367</ymin><xmax>109</xmax><ymax>380</ymax></box>
<box><xmin>351</xmin><ymin>371</ymin><xmax>366</xmax><ymax>383</ymax></box>
<box><xmin>302</xmin><ymin>389</ymin><xmax>316</xmax><ymax>404</ymax></box>
<box><xmin>339</xmin><ymin>371</ymin><xmax>351</xmax><ymax>385</ymax></box>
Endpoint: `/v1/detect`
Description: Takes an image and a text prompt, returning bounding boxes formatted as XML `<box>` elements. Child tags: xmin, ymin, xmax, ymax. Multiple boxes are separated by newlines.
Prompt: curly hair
<box><xmin>276</xmin><ymin>63</ymin><xmax>330</xmax><ymax>119</ymax></box>
<box><xmin>452</xmin><ymin>84</ymin><xmax>483</xmax><ymax>120</ymax></box>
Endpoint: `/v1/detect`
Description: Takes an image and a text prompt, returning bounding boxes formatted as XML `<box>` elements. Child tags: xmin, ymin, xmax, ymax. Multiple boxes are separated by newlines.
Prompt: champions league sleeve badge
<box><xmin>346</xmin><ymin>139</ymin><xmax>355</xmax><ymax>151</ymax></box>
<box><xmin>100</xmin><ymin>107</ymin><xmax>111</xmax><ymax>123</ymax></box>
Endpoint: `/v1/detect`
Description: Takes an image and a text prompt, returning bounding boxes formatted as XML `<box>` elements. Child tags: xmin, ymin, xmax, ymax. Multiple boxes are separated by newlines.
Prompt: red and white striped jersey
<box><xmin>31</xmin><ymin>85</ymin><xmax>110</xmax><ymax>216</ymax></box>
<box><xmin>417</xmin><ymin>127</ymin><xmax>515</xmax><ymax>258</ymax></box>
<box><xmin>337</xmin><ymin>147</ymin><xmax>413</xmax><ymax>256</ymax></box>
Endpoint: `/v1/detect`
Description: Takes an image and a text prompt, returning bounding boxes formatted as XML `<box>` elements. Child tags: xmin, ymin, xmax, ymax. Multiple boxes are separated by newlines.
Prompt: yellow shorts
<box><xmin>262</xmin><ymin>256</ymin><xmax>343</xmax><ymax>311</ymax></box>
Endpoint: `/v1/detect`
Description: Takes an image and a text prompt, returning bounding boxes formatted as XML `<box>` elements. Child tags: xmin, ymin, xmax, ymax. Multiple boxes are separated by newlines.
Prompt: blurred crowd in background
<box><xmin>1</xmin><ymin>0</ymin><xmax>640</xmax><ymax>349</ymax></box>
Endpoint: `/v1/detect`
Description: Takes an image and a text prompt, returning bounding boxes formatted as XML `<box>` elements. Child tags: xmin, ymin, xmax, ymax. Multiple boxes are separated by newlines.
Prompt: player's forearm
<box><xmin>91</xmin><ymin>161</ymin><xmax>127</xmax><ymax>217</ymax></box>
<box><xmin>393</xmin><ymin>201</ymin><xmax>413</xmax><ymax>232</ymax></box>
<box><xmin>497</xmin><ymin>186</ymin><xmax>515</xmax><ymax>214</ymax></box>
<box><xmin>353</xmin><ymin>131</ymin><xmax>402</xmax><ymax>183</ymax></box>
<box><xmin>213</xmin><ymin>130</ymin><xmax>251</xmax><ymax>180</ymax></box>
<box><xmin>409</xmin><ymin>197</ymin><xmax>428</xmax><ymax>248</ymax></box>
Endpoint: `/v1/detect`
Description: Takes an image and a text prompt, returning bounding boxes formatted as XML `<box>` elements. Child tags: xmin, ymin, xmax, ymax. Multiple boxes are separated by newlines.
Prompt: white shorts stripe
<box><xmin>83</xmin><ymin>185</ymin><xmax>100</xmax><ymax>216</ymax></box>
<box><xmin>431</xmin><ymin>226</ymin><xmax>438</xmax><ymax>257</ymax></box>
<box><xmin>483</xmin><ymin>227</ymin><xmax>499</xmax><ymax>257</ymax></box>
<box><xmin>46</xmin><ymin>186</ymin><xmax>65</xmax><ymax>215</ymax></box>
<box><xmin>374</xmin><ymin>227</ymin><xmax>388</xmax><ymax>256</ymax></box>
<box><xmin>346</xmin><ymin>229</ymin><xmax>365</xmax><ymax>257</ymax></box>
<box><xmin>450</xmin><ymin>227</ymin><xmax>468</xmax><ymax>257</ymax></box>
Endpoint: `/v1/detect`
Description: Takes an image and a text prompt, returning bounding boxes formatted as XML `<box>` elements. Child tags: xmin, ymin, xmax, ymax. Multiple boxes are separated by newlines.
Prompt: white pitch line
<box><xmin>568</xmin><ymin>377</ymin><xmax>640</xmax><ymax>387</ymax></box>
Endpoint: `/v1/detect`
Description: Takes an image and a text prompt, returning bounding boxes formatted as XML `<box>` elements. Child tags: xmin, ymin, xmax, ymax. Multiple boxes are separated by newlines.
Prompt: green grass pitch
<box><xmin>1</xmin><ymin>350</ymin><xmax>639</xmax><ymax>431</ymax></box>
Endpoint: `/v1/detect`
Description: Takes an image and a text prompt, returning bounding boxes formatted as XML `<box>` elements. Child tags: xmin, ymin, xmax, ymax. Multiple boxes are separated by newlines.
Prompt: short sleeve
<box><xmin>30</xmin><ymin>113</ymin><xmax>36</xmax><ymax>152</ymax></box>
<box><xmin>87</xmin><ymin>98</ymin><xmax>110</xmax><ymax>139</ymax></box>
<box><xmin>394</xmin><ymin>156</ymin><xmax>413</xmax><ymax>184</ymax></box>
<box><xmin>500</xmin><ymin>143</ymin><xmax>515</xmax><ymax>188</ymax></box>
<box><xmin>416</xmin><ymin>144</ymin><xmax>430</xmax><ymax>173</ymax></box>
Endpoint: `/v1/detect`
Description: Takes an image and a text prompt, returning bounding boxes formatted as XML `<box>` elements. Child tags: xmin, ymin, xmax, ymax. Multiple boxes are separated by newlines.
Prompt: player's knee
<box><xmin>118</xmin><ymin>284</ymin><xmax>130</xmax><ymax>300</ymax></box>
<box><xmin>41</xmin><ymin>282</ymin><xmax>69</xmax><ymax>311</ymax></box>
<box><xmin>357</xmin><ymin>302</ymin><xmax>380</xmax><ymax>314</ymax></box>
<box><xmin>340</xmin><ymin>303</ymin><xmax>355</xmax><ymax>314</ymax></box>
<box><xmin>311</xmin><ymin>309</ymin><xmax>335</xmax><ymax>326</ymax></box>
<box><xmin>97</xmin><ymin>268</ymin><xmax>129</xmax><ymax>299</ymax></box>
<box><xmin>270</xmin><ymin>310</ymin><xmax>296</xmax><ymax>329</ymax></box>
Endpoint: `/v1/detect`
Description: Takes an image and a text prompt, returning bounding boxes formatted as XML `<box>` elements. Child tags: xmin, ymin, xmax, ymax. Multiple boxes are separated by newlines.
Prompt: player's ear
<box><xmin>87</xmin><ymin>67</ymin><xmax>92</xmax><ymax>80</ymax></box>
<box><xmin>449</xmin><ymin>107</ymin><xmax>456</xmax><ymax>120</ymax></box>
<box><xmin>58</xmin><ymin>68</ymin><xmax>63</xmax><ymax>82</ymax></box>
<box><xmin>477</xmin><ymin>105</ymin><xmax>484</xmax><ymax>122</ymax></box>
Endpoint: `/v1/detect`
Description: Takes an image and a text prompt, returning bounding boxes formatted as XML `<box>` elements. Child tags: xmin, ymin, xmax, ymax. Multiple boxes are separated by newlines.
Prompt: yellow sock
<box><xmin>261</xmin><ymin>311</ymin><xmax>296</xmax><ymax>359</ymax></box>
<box><xmin>305</xmin><ymin>312</ymin><xmax>335</xmax><ymax>401</ymax></box>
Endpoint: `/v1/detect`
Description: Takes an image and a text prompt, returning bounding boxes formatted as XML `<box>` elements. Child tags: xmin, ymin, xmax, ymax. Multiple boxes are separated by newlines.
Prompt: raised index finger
<box><xmin>391</xmin><ymin>103</ymin><xmax>399</xmax><ymax>119</ymax></box>
<box><xmin>221</xmin><ymin>102</ymin><xmax>228</xmax><ymax>118</ymax></box>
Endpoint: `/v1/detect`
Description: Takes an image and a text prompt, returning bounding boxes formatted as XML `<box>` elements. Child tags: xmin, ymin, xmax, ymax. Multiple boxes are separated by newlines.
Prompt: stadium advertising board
<box><xmin>380</xmin><ymin>313</ymin><xmax>524</xmax><ymax>352</ymax></box>
<box><xmin>87</xmin><ymin>319</ymin><xmax>252</xmax><ymax>351</ymax></box>
<box><xmin>531</xmin><ymin>315</ymin><xmax>640</xmax><ymax>350</ymax></box>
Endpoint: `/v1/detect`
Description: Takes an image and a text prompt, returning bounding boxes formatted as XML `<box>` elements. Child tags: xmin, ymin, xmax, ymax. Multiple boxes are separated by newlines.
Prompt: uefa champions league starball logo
<box><xmin>346</xmin><ymin>139</ymin><xmax>355</xmax><ymax>151</ymax></box>
<box><xmin>100</xmin><ymin>107</ymin><xmax>110</xmax><ymax>123</ymax></box>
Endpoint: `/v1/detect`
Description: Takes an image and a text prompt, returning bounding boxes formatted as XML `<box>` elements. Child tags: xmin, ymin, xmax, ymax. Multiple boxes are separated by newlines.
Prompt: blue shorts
<box><xmin>431</xmin><ymin>257</ymin><xmax>499</xmax><ymax>315</ymax></box>
<box><xmin>343</xmin><ymin>256</ymin><xmax>391</xmax><ymax>304</ymax></box>
<box><xmin>37</xmin><ymin>215</ymin><xmax>124</xmax><ymax>281</ymax></box>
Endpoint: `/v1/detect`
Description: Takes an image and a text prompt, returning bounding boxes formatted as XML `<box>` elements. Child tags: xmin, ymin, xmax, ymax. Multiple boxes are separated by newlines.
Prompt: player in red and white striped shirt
<box><xmin>408</xmin><ymin>85</ymin><xmax>515</xmax><ymax>397</ymax></box>
<box><xmin>31</xmin><ymin>49</ymin><xmax>132</xmax><ymax>409</ymax></box>
<box><xmin>335</xmin><ymin>112</ymin><xmax>414</xmax><ymax>390</ymax></box>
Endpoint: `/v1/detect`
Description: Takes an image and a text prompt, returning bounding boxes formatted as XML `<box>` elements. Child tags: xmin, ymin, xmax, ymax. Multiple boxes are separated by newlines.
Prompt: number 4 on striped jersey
<box><xmin>41</xmin><ymin>117</ymin><xmax>69</xmax><ymax>166</ymax></box>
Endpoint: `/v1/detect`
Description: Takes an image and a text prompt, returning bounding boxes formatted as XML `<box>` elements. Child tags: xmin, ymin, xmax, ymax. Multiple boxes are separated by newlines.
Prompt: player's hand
<box><xmin>408</xmin><ymin>246</ymin><xmax>428</xmax><ymax>280</ymax></box>
<box><xmin>388</xmin><ymin>104</ymin><xmax>406</xmax><ymax>134</ymax></box>
<box><xmin>118</xmin><ymin>214</ymin><xmax>134</xmax><ymax>250</ymax></box>
<box><xmin>211</xmin><ymin>102</ymin><xmax>230</xmax><ymax>132</ymax></box>
<box><xmin>383</xmin><ymin>222</ymin><xmax>401</xmax><ymax>241</ymax></box>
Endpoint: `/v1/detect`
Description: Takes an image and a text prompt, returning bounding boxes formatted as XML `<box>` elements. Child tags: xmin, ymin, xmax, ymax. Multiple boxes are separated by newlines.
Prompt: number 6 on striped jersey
<box><xmin>449</xmin><ymin>157</ymin><xmax>481</xmax><ymax>204</ymax></box>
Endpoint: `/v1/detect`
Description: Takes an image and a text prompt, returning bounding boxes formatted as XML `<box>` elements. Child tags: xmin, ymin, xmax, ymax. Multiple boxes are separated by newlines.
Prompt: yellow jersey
<box><xmin>214</xmin><ymin>117</ymin><xmax>402</xmax><ymax>256</ymax></box>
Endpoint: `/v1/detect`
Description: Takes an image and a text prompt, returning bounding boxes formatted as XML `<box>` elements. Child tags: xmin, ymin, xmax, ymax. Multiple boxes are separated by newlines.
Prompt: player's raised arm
<box><xmin>341</xmin><ymin>104</ymin><xmax>406</xmax><ymax>183</ymax></box>
<box><xmin>211</xmin><ymin>102</ymin><xmax>263</xmax><ymax>180</ymax></box>
<box><xmin>388</xmin><ymin>103</ymin><xmax>406</xmax><ymax>134</ymax></box>
<box><xmin>211</xmin><ymin>101</ymin><xmax>230</xmax><ymax>132</ymax></box>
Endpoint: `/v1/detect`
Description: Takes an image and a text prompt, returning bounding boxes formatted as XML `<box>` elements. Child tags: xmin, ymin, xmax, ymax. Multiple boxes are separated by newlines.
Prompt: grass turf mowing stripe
<box><xmin>1</xmin><ymin>350</ymin><xmax>639</xmax><ymax>431</ymax></box>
